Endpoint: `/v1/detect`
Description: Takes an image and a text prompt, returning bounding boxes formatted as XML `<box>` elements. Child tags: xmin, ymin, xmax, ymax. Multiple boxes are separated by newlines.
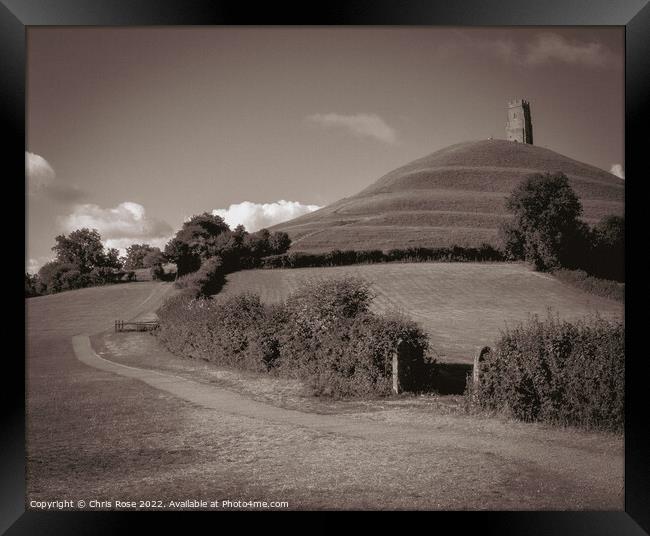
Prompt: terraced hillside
<box><xmin>272</xmin><ymin>139</ymin><xmax>624</xmax><ymax>252</ymax></box>
<box><xmin>221</xmin><ymin>263</ymin><xmax>624</xmax><ymax>363</ymax></box>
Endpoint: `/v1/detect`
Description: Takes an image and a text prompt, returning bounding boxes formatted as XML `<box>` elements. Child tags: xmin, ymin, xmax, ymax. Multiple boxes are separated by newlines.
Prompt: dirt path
<box><xmin>27</xmin><ymin>281</ymin><xmax>624</xmax><ymax>510</ymax></box>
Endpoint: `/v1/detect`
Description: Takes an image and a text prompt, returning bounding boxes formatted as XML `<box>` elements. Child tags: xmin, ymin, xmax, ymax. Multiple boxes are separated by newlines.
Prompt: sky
<box><xmin>26</xmin><ymin>27</ymin><xmax>624</xmax><ymax>273</ymax></box>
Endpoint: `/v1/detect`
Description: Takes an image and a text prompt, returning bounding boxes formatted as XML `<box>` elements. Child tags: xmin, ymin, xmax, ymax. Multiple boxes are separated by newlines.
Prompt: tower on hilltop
<box><xmin>505</xmin><ymin>99</ymin><xmax>533</xmax><ymax>144</ymax></box>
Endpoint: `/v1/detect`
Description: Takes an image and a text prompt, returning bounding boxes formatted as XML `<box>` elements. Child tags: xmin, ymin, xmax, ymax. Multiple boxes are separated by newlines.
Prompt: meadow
<box><xmin>26</xmin><ymin>278</ymin><xmax>623</xmax><ymax>509</ymax></box>
<box><xmin>221</xmin><ymin>262</ymin><xmax>623</xmax><ymax>363</ymax></box>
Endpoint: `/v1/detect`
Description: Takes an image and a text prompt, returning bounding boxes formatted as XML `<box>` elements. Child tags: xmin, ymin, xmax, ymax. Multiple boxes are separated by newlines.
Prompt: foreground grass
<box><xmin>26</xmin><ymin>282</ymin><xmax>624</xmax><ymax>510</ymax></box>
<box><xmin>222</xmin><ymin>263</ymin><xmax>623</xmax><ymax>363</ymax></box>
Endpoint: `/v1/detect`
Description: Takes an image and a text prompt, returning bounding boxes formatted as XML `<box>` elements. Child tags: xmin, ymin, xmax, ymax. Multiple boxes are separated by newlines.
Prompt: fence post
<box><xmin>472</xmin><ymin>346</ymin><xmax>491</xmax><ymax>387</ymax></box>
<box><xmin>392</xmin><ymin>338</ymin><xmax>410</xmax><ymax>394</ymax></box>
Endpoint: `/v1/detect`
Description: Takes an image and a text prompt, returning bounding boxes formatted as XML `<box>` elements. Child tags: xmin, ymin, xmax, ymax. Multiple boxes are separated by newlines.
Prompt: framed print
<box><xmin>6</xmin><ymin>0</ymin><xmax>649</xmax><ymax>533</ymax></box>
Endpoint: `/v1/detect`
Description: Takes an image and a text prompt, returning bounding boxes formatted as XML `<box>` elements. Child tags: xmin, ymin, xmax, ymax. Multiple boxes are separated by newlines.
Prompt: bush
<box><xmin>553</xmin><ymin>269</ymin><xmax>624</xmax><ymax>302</ymax></box>
<box><xmin>467</xmin><ymin>313</ymin><xmax>624</xmax><ymax>431</ymax></box>
<box><xmin>173</xmin><ymin>256</ymin><xmax>226</xmax><ymax>297</ymax></box>
<box><xmin>258</xmin><ymin>244</ymin><xmax>504</xmax><ymax>269</ymax></box>
<box><xmin>150</xmin><ymin>264</ymin><xmax>165</xmax><ymax>281</ymax></box>
<box><xmin>157</xmin><ymin>276</ymin><xmax>432</xmax><ymax>397</ymax></box>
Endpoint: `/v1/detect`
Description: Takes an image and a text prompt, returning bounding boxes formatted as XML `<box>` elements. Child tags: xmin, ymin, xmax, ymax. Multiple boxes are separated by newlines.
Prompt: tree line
<box><xmin>26</xmin><ymin>173</ymin><xmax>624</xmax><ymax>298</ymax></box>
<box><xmin>25</xmin><ymin>214</ymin><xmax>292</xmax><ymax>297</ymax></box>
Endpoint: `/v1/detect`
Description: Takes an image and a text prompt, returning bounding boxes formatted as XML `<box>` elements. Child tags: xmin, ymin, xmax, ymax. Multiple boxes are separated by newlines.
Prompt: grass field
<box><xmin>271</xmin><ymin>140</ymin><xmax>624</xmax><ymax>252</ymax></box>
<box><xmin>221</xmin><ymin>262</ymin><xmax>623</xmax><ymax>362</ymax></box>
<box><xmin>26</xmin><ymin>280</ymin><xmax>623</xmax><ymax>509</ymax></box>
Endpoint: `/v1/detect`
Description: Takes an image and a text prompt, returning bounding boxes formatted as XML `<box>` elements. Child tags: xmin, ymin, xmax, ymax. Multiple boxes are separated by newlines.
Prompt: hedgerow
<box><xmin>258</xmin><ymin>244</ymin><xmax>504</xmax><ymax>269</ymax></box>
<box><xmin>173</xmin><ymin>256</ymin><xmax>226</xmax><ymax>297</ymax></box>
<box><xmin>553</xmin><ymin>269</ymin><xmax>624</xmax><ymax>302</ymax></box>
<box><xmin>466</xmin><ymin>313</ymin><xmax>624</xmax><ymax>432</ymax></box>
<box><xmin>157</xmin><ymin>277</ymin><xmax>433</xmax><ymax>397</ymax></box>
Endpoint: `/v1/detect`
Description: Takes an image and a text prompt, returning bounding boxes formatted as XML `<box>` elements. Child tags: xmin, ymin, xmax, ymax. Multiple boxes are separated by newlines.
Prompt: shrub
<box><xmin>150</xmin><ymin>264</ymin><xmax>165</xmax><ymax>281</ymax></box>
<box><xmin>157</xmin><ymin>276</ymin><xmax>432</xmax><ymax>397</ymax></box>
<box><xmin>467</xmin><ymin>313</ymin><xmax>624</xmax><ymax>431</ymax></box>
<box><xmin>258</xmin><ymin>244</ymin><xmax>504</xmax><ymax>270</ymax></box>
<box><xmin>553</xmin><ymin>269</ymin><xmax>624</xmax><ymax>302</ymax></box>
<box><xmin>278</xmin><ymin>311</ymin><xmax>431</xmax><ymax>397</ymax></box>
<box><xmin>173</xmin><ymin>256</ymin><xmax>226</xmax><ymax>297</ymax></box>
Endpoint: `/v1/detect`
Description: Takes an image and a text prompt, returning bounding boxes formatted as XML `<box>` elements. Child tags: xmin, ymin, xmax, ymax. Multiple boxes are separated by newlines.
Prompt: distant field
<box><xmin>221</xmin><ymin>263</ymin><xmax>624</xmax><ymax>363</ymax></box>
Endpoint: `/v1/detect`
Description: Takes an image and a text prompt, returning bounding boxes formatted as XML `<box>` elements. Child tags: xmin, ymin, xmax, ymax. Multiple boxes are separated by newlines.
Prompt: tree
<box><xmin>25</xmin><ymin>273</ymin><xmax>43</xmax><ymax>298</ymax></box>
<box><xmin>268</xmin><ymin>231</ymin><xmax>291</xmax><ymax>255</ymax></box>
<box><xmin>142</xmin><ymin>247</ymin><xmax>165</xmax><ymax>268</ymax></box>
<box><xmin>38</xmin><ymin>261</ymin><xmax>79</xmax><ymax>293</ymax></box>
<box><xmin>52</xmin><ymin>228</ymin><xmax>107</xmax><ymax>274</ymax></box>
<box><xmin>104</xmin><ymin>248</ymin><xmax>123</xmax><ymax>270</ymax></box>
<box><xmin>123</xmin><ymin>243</ymin><xmax>155</xmax><ymax>269</ymax></box>
<box><xmin>499</xmin><ymin>172</ymin><xmax>587</xmax><ymax>271</ymax></box>
<box><xmin>591</xmin><ymin>215</ymin><xmax>624</xmax><ymax>281</ymax></box>
<box><xmin>164</xmin><ymin>213</ymin><xmax>230</xmax><ymax>276</ymax></box>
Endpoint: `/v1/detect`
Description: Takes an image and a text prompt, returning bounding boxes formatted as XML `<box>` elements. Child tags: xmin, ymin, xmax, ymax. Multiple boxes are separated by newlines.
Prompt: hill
<box><xmin>221</xmin><ymin>263</ymin><xmax>623</xmax><ymax>363</ymax></box>
<box><xmin>271</xmin><ymin>139</ymin><xmax>624</xmax><ymax>252</ymax></box>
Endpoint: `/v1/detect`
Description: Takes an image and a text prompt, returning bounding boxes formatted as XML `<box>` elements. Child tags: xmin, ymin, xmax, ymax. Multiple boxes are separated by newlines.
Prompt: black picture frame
<box><xmin>5</xmin><ymin>0</ymin><xmax>649</xmax><ymax>533</ymax></box>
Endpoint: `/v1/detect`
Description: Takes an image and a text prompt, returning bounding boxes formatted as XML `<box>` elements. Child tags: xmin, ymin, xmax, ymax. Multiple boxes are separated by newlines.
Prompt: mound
<box><xmin>272</xmin><ymin>139</ymin><xmax>624</xmax><ymax>252</ymax></box>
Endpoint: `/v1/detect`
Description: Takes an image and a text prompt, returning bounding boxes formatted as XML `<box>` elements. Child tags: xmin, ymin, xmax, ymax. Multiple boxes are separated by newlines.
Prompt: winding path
<box><xmin>27</xmin><ymin>281</ymin><xmax>624</xmax><ymax>510</ymax></box>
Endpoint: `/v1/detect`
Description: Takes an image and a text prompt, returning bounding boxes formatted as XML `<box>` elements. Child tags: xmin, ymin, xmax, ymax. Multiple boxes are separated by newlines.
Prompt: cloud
<box><xmin>26</xmin><ymin>151</ymin><xmax>88</xmax><ymax>202</ymax></box>
<box><xmin>307</xmin><ymin>113</ymin><xmax>397</xmax><ymax>144</ymax></box>
<box><xmin>610</xmin><ymin>163</ymin><xmax>625</xmax><ymax>179</ymax></box>
<box><xmin>212</xmin><ymin>200</ymin><xmax>321</xmax><ymax>232</ymax></box>
<box><xmin>524</xmin><ymin>33</ymin><xmax>616</xmax><ymax>68</ymax></box>
<box><xmin>60</xmin><ymin>201</ymin><xmax>174</xmax><ymax>256</ymax></box>
<box><xmin>26</xmin><ymin>256</ymin><xmax>53</xmax><ymax>274</ymax></box>
<box><xmin>26</xmin><ymin>151</ymin><xmax>55</xmax><ymax>195</ymax></box>
<box><xmin>447</xmin><ymin>31</ymin><xmax>619</xmax><ymax>69</ymax></box>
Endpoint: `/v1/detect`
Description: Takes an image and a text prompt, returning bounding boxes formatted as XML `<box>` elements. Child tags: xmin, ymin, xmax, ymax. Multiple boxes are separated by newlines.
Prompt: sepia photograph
<box><xmin>16</xmin><ymin>15</ymin><xmax>639</xmax><ymax>521</ymax></box>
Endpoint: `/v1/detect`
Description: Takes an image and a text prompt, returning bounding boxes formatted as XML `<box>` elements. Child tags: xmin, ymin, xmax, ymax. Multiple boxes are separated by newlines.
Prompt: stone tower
<box><xmin>505</xmin><ymin>99</ymin><xmax>533</xmax><ymax>144</ymax></box>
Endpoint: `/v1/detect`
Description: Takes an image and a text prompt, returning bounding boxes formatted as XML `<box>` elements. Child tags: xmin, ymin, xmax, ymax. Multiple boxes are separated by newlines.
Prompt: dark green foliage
<box><xmin>52</xmin><ymin>228</ymin><xmax>116</xmax><ymax>273</ymax></box>
<box><xmin>467</xmin><ymin>313</ymin><xmax>624</xmax><ymax>432</ymax></box>
<box><xmin>150</xmin><ymin>263</ymin><xmax>166</xmax><ymax>281</ymax></box>
<box><xmin>123</xmin><ymin>244</ymin><xmax>157</xmax><ymax>269</ymax></box>
<box><xmin>553</xmin><ymin>269</ymin><xmax>624</xmax><ymax>302</ymax></box>
<box><xmin>499</xmin><ymin>172</ymin><xmax>587</xmax><ymax>271</ymax></box>
<box><xmin>164</xmin><ymin>214</ymin><xmax>292</xmax><ymax>276</ymax></box>
<box><xmin>37</xmin><ymin>228</ymin><xmax>129</xmax><ymax>294</ymax></box>
<box><xmin>157</xmin><ymin>277</ymin><xmax>432</xmax><ymax>397</ymax></box>
<box><xmin>258</xmin><ymin>244</ymin><xmax>504</xmax><ymax>269</ymax></box>
<box><xmin>25</xmin><ymin>273</ymin><xmax>44</xmax><ymax>297</ymax></box>
<box><xmin>173</xmin><ymin>256</ymin><xmax>226</xmax><ymax>297</ymax></box>
<box><xmin>142</xmin><ymin>248</ymin><xmax>166</xmax><ymax>268</ymax></box>
<box><xmin>38</xmin><ymin>261</ymin><xmax>80</xmax><ymax>293</ymax></box>
<box><xmin>589</xmin><ymin>215</ymin><xmax>624</xmax><ymax>281</ymax></box>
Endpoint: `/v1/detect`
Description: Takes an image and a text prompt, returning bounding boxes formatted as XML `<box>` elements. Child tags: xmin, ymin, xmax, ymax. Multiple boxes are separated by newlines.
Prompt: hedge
<box><xmin>466</xmin><ymin>313</ymin><xmax>624</xmax><ymax>432</ymax></box>
<box><xmin>157</xmin><ymin>277</ymin><xmax>432</xmax><ymax>397</ymax></box>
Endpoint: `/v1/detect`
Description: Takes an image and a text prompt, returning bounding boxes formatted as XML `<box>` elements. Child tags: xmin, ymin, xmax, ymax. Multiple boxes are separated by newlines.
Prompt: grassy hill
<box><xmin>271</xmin><ymin>139</ymin><xmax>624</xmax><ymax>252</ymax></box>
<box><xmin>221</xmin><ymin>263</ymin><xmax>623</xmax><ymax>363</ymax></box>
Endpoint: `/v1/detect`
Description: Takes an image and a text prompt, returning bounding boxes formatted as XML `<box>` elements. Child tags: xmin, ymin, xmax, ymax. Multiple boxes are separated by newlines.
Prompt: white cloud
<box><xmin>26</xmin><ymin>151</ymin><xmax>87</xmax><ymax>202</ymax></box>
<box><xmin>610</xmin><ymin>163</ymin><xmax>625</xmax><ymax>179</ymax></box>
<box><xmin>26</xmin><ymin>151</ymin><xmax>55</xmax><ymax>195</ymax></box>
<box><xmin>307</xmin><ymin>113</ymin><xmax>397</xmax><ymax>144</ymax></box>
<box><xmin>60</xmin><ymin>201</ymin><xmax>174</xmax><ymax>256</ymax></box>
<box><xmin>26</xmin><ymin>256</ymin><xmax>53</xmax><ymax>274</ymax></box>
<box><xmin>212</xmin><ymin>200</ymin><xmax>321</xmax><ymax>232</ymax></box>
<box><xmin>524</xmin><ymin>33</ymin><xmax>616</xmax><ymax>68</ymax></box>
